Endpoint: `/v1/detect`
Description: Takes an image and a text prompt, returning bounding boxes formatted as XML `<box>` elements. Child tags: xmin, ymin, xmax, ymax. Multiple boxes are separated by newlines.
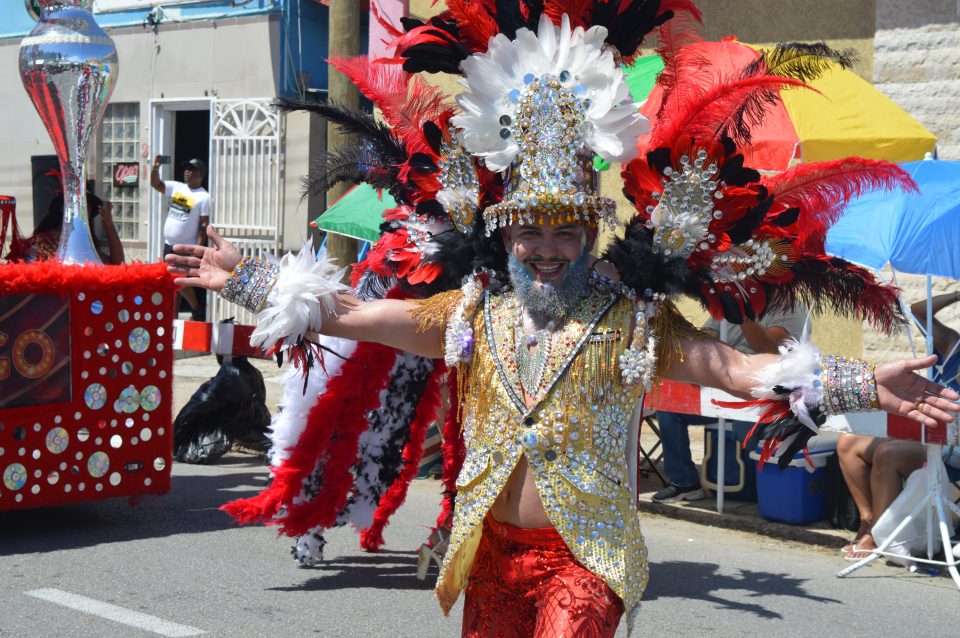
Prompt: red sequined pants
<box><xmin>461</xmin><ymin>515</ymin><xmax>624</xmax><ymax>638</ymax></box>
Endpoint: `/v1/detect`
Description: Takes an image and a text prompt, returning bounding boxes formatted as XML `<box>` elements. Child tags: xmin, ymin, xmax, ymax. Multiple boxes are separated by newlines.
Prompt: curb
<box><xmin>637</xmin><ymin>499</ymin><xmax>850</xmax><ymax>549</ymax></box>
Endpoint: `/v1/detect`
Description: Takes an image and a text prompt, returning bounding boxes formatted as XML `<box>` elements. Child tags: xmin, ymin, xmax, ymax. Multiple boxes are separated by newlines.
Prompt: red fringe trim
<box><xmin>221</xmin><ymin>341</ymin><xmax>397</xmax><ymax>533</ymax></box>
<box><xmin>360</xmin><ymin>362</ymin><xmax>446</xmax><ymax>552</ymax></box>
<box><xmin>0</xmin><ymin>261</ymin><xmax>176</xmax><ymax>296</ymax></box>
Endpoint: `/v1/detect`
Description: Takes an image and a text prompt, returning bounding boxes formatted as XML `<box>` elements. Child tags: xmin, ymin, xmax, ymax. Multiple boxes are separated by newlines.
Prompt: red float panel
<box><xmin>0</xmin><ymin>261</ymin><xmax>176</xmax><ymax>511</ymax></box>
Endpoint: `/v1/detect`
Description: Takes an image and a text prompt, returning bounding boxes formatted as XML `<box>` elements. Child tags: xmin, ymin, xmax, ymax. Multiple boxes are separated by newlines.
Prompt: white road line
<box><xmin>24</xmin><ymin>589</ymin><xmax>205</xmax><ymax>637</ymax></box>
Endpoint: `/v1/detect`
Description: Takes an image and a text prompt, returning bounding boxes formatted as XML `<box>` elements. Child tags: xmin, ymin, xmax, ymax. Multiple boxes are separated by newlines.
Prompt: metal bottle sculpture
<box><xmin>19</xmin><ymin>0</ymin><xmax>118</xmax><ymax>265</ymax></box>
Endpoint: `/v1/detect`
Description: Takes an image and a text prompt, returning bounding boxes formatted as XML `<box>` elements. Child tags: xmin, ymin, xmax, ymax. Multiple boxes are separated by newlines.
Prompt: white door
<box><xmin>207</xmin><ymin>98</ymin><xmax>285</xmax><ymax>324</ymax></box>
<box><xmin>148</xmin><ymin>97</ymin><xmax>212</xmax><ymax>262</ymax></box>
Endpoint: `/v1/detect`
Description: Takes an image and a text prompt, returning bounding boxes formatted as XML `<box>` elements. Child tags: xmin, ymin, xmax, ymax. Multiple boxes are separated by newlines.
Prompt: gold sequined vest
<box><xmin>436</xmin><ymin>278</ymin><xmax>649</xmax><ymax>632</ymax></box>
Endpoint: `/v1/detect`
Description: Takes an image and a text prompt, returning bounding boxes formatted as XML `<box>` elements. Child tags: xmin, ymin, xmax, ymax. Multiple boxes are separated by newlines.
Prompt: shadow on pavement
<box><xmin>0</xmin><ymin>459</ymin><xmax>268</xmax><ymax>556</ymax></box>
<box><xmin>270</xmin><ymin>550</ymin><xmax>432</xmax><ymax>592</ymax></box>
<box><xmin>644</xmin><ymin>560</ymin><xmax>841</xmax><ymax>618</ymax></box>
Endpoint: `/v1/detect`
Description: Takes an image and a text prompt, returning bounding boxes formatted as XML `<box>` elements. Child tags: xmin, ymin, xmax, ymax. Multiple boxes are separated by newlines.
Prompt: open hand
<box><xmin>164</xmin><ymin>225</ymin><xmax>241</xmax><ymax>292</ymax></box>
<box><xmin>875</xmin><ymin>355</ymin><xmax>960</xmax><ymax>427</ymax></box>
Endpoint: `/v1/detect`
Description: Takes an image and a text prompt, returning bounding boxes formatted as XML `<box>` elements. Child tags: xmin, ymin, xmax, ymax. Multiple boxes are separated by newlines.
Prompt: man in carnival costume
<box><xmin>167</xmin><ymin>3</ymin><xmax>959</xmax><ymax>636</ymax></box>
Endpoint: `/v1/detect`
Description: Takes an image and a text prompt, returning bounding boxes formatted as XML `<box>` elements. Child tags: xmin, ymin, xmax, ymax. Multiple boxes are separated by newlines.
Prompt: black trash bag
<box><xmin>824</xmin><ymin>452</ymin><xmax>861</xmax><ymax>532</ymax></box>
<box><xmin>173</xmin><ymin>355</ymin><xmax>272</xmax><ymax>464</ymax></box>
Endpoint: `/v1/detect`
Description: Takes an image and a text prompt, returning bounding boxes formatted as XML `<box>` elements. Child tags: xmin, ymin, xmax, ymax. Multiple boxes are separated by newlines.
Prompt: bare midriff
<box><xmin>489</xmin><ymin>389</ymin><xmax>553</xmax><ymax>528</ymax></box>
<box><xmin>489</xmin><ymin>456</ymin><xmax>553</xmax><ymax>528</ymax></box>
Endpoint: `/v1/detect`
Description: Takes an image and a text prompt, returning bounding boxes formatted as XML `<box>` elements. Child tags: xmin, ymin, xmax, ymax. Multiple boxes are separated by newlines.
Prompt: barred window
<box><xmin>98</xmin><ymin>102</ymin><xmax>141</xmax><ymax>242</ymax></box>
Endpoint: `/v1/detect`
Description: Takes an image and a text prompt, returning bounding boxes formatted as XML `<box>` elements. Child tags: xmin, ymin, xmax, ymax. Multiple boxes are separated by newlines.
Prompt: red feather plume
<box><xmin>329</xmin><ymin>56</ymin><xmax>453</xmax><ymax>156</ymax></box>
<box><xmin>762</xmin><ymin>157</ymin><xmax>918</xmax><ymax>247</ymax></box>
<box><xmin>445</xmin><ymin>1</ymin><xmax>500</xmax><ymax>52</ymax></box>
<box><xmin>543</xmin><ymin>1</ymin><xmax>595</xmax><ymax>27</ymax></box>
<box><xmin>649</xmin><ymin>0</ymin><xmax>705</xmax><ymax>123</ymax></box>
<box><xmin>650</xmin><ymin>75</ymin><xmax>807</xmax><ymax>153</ymax></box>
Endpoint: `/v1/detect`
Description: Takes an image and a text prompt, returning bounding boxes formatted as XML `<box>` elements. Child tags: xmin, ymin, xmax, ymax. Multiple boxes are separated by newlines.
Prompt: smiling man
<box><xmin>163</xmin><ymin>7</ymin><xmax>960</xmax><ymax>638</ymax></box>
<box><xmin>166</xmin><ymin>212</ymin><xmax>958</xmax><ymax>637</ymax></box>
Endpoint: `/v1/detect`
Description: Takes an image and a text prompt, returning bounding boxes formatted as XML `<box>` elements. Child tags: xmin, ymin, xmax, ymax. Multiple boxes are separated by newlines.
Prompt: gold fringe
<box><xmin>409</xmin><ymin>289</ymin><xmax>464</xmax><ymax>334</ymax></box>
<box><xmin>652</xmin><ymin>301</ymin><xmax>712</xmax><ymax>380</ymax></box>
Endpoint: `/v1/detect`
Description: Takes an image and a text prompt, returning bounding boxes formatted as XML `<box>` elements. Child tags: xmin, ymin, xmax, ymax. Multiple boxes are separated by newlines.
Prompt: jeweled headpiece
<box><xmin>451</xmin><ymin>15</ymin><xmax>648</xmax><ymax>234</ymax></box>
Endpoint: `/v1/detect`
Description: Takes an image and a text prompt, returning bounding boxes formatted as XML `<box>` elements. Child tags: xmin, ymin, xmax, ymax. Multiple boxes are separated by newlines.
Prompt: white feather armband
<box><xmin>220</xmin><ymin>240</ymin><xmax>349</xmax><ymax>352</ymax></box>
<box><xmin>748</xmin><ymin>334</ymin><xmax>878</xmax><ymax>442</ymax></box>
<box><xmin>250</xmin><ymin>241</ymin><xmax>349</xmax><ymax>351</ymax></box>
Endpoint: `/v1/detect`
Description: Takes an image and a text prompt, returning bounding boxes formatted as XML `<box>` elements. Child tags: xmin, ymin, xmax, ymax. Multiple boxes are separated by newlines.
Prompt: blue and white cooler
<box><xmin>750</xmin><ymin>432</ymin><xmax>841</xmax><ymax>525</ymax></box>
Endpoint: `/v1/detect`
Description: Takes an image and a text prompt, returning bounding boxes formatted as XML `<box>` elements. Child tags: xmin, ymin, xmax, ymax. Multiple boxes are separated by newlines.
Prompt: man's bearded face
<box><xmin>504</xmin><ymin>222</ymin><xmax>593</xmax><ymax>324</ymax></box>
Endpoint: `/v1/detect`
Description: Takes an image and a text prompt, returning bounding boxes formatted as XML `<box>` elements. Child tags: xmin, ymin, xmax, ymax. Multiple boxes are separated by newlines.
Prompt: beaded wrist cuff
<box><xmin>220</xmin><ymin>256</ymin><xmax>280</xmax><ymax>314</ymax></box>
<box><xmin>819</xmin><ymin>354</ymin><xmax>878</xmax><ymax>415</ymax></box>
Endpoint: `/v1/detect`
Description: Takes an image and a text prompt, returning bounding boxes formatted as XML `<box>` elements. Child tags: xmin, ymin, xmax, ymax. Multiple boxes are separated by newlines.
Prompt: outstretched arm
<box><xmin>319</xmin><ymin>294</ymin><xmax>443</xmax><ymax>358</ymax></box>
<box><xmin>663</xmin><ymin>337</ymin><xmax>960</xmax><ymax>429</ymax></box>
<box><xmin>164</xmin><ymin>225</ymin><xmax>443</xmax><ymax>359</ymax></box>
<box><xmin>910</xmin><ymin>291</ymin><xmax>960</xmax><ymax>360</ymax></box>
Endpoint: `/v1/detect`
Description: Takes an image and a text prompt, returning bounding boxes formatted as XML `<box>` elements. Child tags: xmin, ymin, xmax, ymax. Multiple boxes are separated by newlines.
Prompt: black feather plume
<box><xmin>602</xmin><ymin>221</ymin><xmax>705</xmax><ymax>298</ymax></box>
<box><xmin>417</xmin><ymin>219</ymin><xmax>509</xmax><ymax>295</ymax></box>
<box><xmin>274</xmin><ymin>98</ymin><xmax>410</xmax><ymax>203</ymax></box>
<box><xmin>302</xmin><ymin>146</ymin><xmax>398</xmax><ymax>199</ymax></box>
<box><xmin>590</xmin><ymin>0</ymin><xmax>672</xmax><ymax>59</ymax></box>
<box><xmin>273</xmin><ymin>99</ymin><xmax>405</xmax><ymax>164</ymax></box>
<box><xmin>764</xmin><ymin>255</ymin><xmax>903</xmax><ymax>333</ymax></box>
<box><xmin>496</xmin><ymin>0</ymin><xmax>529</xmax><ymax>39</ymax></box>
<box><xmin>726</xmin><ymin>192</ymin><xmax>772</xmax><ymax>244</ymax></box>
<box><xmin>743</xmin><ymin>42</ymin><xmax>856</xmax><ymax>83</ymax></box>
<box><xmin>397</xmin><ymin>17</ymin><xmax>470</xmax><ymax>75</ymax></box>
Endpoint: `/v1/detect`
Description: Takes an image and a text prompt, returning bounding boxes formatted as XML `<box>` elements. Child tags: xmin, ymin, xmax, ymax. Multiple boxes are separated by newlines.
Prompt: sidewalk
<box><xmin>171</xmin><ymin>353</ymin><xmax>852</xmax><ymax>552</ymax></box>
<box><xmin>635</xmin><ymin>426</ymin><xmax>852</xmax><ymax>550</ymax></box>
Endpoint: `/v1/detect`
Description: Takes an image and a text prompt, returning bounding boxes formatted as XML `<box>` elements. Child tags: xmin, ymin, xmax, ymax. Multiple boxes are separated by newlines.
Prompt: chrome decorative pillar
<box><xmin>19</xmin><ymin>0</ymin><xmax>118</xmax><ymax>265</ymax></box>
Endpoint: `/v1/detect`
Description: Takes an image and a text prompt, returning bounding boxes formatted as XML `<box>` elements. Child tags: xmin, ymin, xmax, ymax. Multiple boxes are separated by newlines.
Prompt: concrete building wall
<box><xmin>697</xmin><ymin>0</ymin><xmax>876</xmax><ymax>80</ymax></box>
<box><xmin>0</xmin><ymin>14</ymin><xmax>317</xmax><ymax>260</ymax></box>
<box><xmin>874</xmin><ymin>1</ymin><xmax>960</xmax><ymax>160</ymax></box>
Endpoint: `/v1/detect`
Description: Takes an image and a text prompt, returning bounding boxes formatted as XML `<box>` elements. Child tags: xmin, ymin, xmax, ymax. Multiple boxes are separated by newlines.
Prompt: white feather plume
<box><xmin>451</xmin><ymin>13</ymin><xmax>647</xmax><ymax>172</ymax></box>
<box><xmin>250</xmin><ymin>240</ymin><xmax>349</xmax><ymax>351</ymax></box>
<box><xmin>267</xmin><ymin>336</ymin><xmax>357</xmax><ymax>467</ymax></box>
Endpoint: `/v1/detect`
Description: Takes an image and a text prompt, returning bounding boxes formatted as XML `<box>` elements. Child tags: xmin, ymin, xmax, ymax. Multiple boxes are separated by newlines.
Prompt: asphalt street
<box><xmin>1</xmin><ymin>453</ymin><xmax>958</xmax><ymax>638</ymax></box>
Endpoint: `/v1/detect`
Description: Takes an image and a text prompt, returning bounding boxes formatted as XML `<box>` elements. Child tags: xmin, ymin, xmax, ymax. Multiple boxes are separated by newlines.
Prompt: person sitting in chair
<box><xmin>653</xmin><ymin>308</ymin><xmax>807</xmax><ymax>502</ymax></box>
<box><xmin>837</xmin><ymin>291</ymin><xmax>960</xmax><ymax>560</ymax></box>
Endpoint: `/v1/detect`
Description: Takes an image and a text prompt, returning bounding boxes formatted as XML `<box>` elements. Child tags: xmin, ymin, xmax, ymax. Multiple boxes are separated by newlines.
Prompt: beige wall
<box><xmin>873</xmin><ymin>0</ymin><xmax>960</xmax><ymax>159</ymax></box>
<box><xmin>696</xmin><ymin>0</ymin><xmax>875</xmax><ymax>80</ymax></box>
<box><xmin>0</xmin><ymin>15</ymin><xmax>319</xmax><ymax>260</ymax></box>
<box><xmin>110</xmin><ymin>16</ymin><xmax>281</xmax><ymax>103</ymax></box>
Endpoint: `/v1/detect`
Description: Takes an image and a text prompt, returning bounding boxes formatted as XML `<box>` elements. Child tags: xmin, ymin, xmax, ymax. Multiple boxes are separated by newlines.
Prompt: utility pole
<box><xmin>324</xmin><ymin>0</ymin><xmax>360</xmax><ymax>276</ymax></box>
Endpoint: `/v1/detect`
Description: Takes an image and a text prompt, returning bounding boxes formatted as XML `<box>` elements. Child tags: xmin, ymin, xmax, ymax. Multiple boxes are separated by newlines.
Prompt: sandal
<box><xmin>843</xmin><ymin>544</ymin><xmax>877</xmax><ymax>561</ymax></box>
<box><xmin>416</xmin><ymin>527</ymin><xmax>450</xmax><ymax>580</ymax></box>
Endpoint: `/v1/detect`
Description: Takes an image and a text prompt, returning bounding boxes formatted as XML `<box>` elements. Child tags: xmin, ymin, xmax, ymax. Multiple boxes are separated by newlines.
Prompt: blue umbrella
<box><xmin>826</xmin><ymin>159</ymin><xmax>960</xmax><ymax>279</ymax></box>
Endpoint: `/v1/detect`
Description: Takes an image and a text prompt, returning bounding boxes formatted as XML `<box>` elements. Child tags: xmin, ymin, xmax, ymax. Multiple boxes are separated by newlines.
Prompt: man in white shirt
<box><xmin>151</xmin><ymin>155</ymin><xmax>211</xmax><ymax>321</ymax></box>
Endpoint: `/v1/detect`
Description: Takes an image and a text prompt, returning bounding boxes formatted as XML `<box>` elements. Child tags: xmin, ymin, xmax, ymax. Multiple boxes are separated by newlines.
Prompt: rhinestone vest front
<box><xmin>436</xmin><ymin>282</ymin><xmax>649</xmax><ymax>631</ymax></box>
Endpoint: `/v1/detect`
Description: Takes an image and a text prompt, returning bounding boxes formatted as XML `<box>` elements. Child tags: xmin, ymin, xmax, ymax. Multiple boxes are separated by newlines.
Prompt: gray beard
<box><xmin>508</xmin><ymin>252</ymin><xmax>592</xmax><ymax>326</ymax></box>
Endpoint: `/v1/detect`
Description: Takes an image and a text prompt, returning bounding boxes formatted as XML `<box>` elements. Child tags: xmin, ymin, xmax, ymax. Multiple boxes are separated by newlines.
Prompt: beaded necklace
<box><xmin>514</xmin><ymin>305</ymin><xmax>556</xmax><ymax>396</ymax></box>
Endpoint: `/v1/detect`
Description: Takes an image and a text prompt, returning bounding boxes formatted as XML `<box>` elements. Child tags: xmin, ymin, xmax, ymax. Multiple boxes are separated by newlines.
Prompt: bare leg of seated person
<box><xmin>837</xmin><ymin>434</ymin><xmax>882</xmax><ymax>554</ymax></box>
<box><xmin>854</xmin><ymin>439</ymin><xmax>927</xmax><ymax>556</ymax></box>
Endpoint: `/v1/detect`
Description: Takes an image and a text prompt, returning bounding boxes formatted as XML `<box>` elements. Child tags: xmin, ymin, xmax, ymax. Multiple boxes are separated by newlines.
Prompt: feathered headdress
<box><xmin>609</xmin><ymin>32</ymin><xmax>914</xmax><ymax>331</ymax></box>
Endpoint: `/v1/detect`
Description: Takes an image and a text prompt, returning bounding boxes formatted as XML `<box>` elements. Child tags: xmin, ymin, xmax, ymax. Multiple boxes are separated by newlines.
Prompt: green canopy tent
<box><xmin>313</xmin><ymin>183</ymin><xmax>397</xmax><ymax>243</ymax></box>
